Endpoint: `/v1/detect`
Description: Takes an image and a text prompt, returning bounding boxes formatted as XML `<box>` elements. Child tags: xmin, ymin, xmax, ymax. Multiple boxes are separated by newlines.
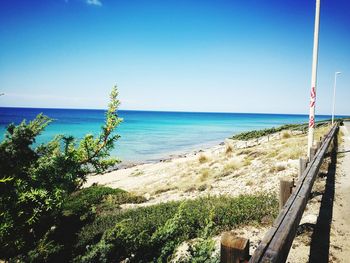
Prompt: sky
<box><xmin>0</xmin><ymin>0</ymin><xmax>349</xmax><ymax>115</ymax></box>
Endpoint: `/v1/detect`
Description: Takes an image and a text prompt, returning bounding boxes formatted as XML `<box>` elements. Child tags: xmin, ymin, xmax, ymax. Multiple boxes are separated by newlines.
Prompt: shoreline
<box><xmin>86</xmin><ymin>125</ymin><xmax>330</xmax><ymax>208</ymax></box>
<box><xmin>108</xmin><ymin>118</ymin><xmax>346</xmax><ymax>169</ymax></box>
<box><xmin>115</xmin><ymin>139</ymin><xmax>225</xmax><ymax>170</ymax></box>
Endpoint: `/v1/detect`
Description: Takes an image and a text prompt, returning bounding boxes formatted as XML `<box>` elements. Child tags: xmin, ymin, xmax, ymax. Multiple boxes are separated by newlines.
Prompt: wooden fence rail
<box><xmin>247</xmin><ymin>124</ymin><xmax>339</xmax><ymax>262</ymax></box>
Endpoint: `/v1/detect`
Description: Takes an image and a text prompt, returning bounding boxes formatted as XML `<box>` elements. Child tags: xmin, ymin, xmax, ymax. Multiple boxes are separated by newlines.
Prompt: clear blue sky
<box><xmin>0</xmin><ymin>0</ymin><xmax>349</xmax><ymax>114</ymax></box>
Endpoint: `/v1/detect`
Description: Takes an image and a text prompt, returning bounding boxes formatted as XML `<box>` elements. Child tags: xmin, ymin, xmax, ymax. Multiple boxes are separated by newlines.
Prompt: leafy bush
<box><xmin>185</xmin><ymin>238</ymin><xmax>219</xmax><ymax>263</ymax></box>
<box><xmin>76</xmin><ymin>194</ymin><xmax>278</xmax><ymax>262</ymax></box>
<box><xmin>22</xmin><ymin>185</ymin><xmax>145</xmax><ymax>263</ymax></box>
<box><xmin>75</xmin><ymin>201</ymin><xmax>180</xmax><ymax>261</ymax></box>
<box><xmin>26</xmin><ymin>231</ymin><xmax>64</xmax><ymax>263</ymax></box>
<box><xmin>63</xmin><ymin>186</ymin><xmax>126</xmax><ymax>220</ymax></box>
<box><xmin>0</xmin><ymin>86</ymin><xmax>122</xmax><ymax>259</ymax></box>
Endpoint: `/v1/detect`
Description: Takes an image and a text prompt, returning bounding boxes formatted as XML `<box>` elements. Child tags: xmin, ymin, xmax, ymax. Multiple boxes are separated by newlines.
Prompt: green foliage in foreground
<box><xmin>184</xmin><ymin>237</ymin><xmax>218</xmax><ymax>263</ymax></box>
<box><xmin>62</xmin><ymin>185</ymin><xmax>145</xmax><ymax>221</ymax></box>
<box><xmin>231</xmin><ymin>120</ymin><xmax>331</xmax><ymax>141</ymax></box>
<box><xmin>0</xmin><ymin>86</ymin><xmax>122</xmax><ymax>259</ymax></box>
<box><xmin>63</xmin><ymin>186</ymin><xmax>126</xmax><ymax>214</ymax></box>
<box><xmin>75</xmin><ymin>193</ymin><xmax>278</xmax><ymax>263</ymax></box>
<box><xmin>25</xmin><ymin>185</ymin><xmax>145</xmax><ymax>263</ymax></box>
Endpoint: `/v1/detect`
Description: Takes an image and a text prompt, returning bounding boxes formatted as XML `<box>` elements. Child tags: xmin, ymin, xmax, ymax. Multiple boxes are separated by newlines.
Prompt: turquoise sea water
<box><xmin>0</xmin><ymin>107</ymin><xmax>346</xmax><ymax>162</ymax></box>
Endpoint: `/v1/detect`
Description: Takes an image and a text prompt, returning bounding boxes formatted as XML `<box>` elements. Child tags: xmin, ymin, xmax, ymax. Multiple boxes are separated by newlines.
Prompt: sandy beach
<box><xmin>85</xmin><ymin>126</ymin><xmax>329</xmax><ymax>207</ymax></box>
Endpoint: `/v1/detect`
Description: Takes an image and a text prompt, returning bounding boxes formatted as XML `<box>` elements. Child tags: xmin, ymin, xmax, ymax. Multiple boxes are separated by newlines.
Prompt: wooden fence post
<box><xmin>309</xmin><ymin>146</ymin><xmax>317</xmax><ymax>161</ymax></box>
<box><xmin>299</xmin><ymin>158</ymin><xmax>308</xmax><ymax>178</ymax></box>
<box><xmin>221</xmin><ymin>232</ymin><xmax>249</xmax><ymax>263</ymax></box>
<box><xmin>279</xmin><ymin>177</ymin><xmax>294</xmax><ymax>210</ymax></box>
<box><xmin>316</xmin><ymin>141</ymin><xmax>322</xmax><ymax>151</ymax></box>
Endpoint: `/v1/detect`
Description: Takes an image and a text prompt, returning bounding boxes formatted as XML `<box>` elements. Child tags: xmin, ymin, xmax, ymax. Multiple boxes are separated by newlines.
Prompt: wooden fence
<box><xmin>221</xmin><ymin>124</ymin><xmax>339</xmax><ymax>263</ymax></box>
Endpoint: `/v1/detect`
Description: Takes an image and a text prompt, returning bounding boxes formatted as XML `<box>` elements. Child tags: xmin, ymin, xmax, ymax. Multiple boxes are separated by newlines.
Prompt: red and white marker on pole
<box><xmin>307</xmin><ymin>0</ymin><xmax>321</xmax><ymax>159</ymax></box>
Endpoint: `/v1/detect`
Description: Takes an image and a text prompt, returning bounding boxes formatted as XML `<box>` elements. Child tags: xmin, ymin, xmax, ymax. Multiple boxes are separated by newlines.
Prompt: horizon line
<box><xmin>0</xmin><ymin>106</ymin><xmax>349</xmax><ymax>117</ymax></box>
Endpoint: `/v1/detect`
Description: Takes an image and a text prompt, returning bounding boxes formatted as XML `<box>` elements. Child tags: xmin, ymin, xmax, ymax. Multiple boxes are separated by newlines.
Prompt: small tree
<box><xmin>0</xmin><ymin>86</ymin><xmax>122</xmax><ymax>259</ymax></box>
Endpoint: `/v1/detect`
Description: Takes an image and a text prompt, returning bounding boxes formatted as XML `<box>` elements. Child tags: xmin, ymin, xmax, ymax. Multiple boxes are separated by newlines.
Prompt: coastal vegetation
<box><xmin>0</xmin><ymin>87</ymin><xmax>122</xmax><ymax>260</ymax></box>
<box><xmin>75</xmin><ymin>194</ymin><xmax>278</xmax><ymax>263</ymax></box>
<box><xmin>231</xmin><ymin>120</ymin><xmax>330</xmax><ymax>141</ymax></box>
<box><xmin>26</xmin><ymin>191</ymin><xmax>277</xmax><ymax>262</ymax></box>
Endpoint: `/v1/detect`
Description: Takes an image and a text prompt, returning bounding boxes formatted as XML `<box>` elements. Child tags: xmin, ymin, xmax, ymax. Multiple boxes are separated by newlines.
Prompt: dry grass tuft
<box><xmin>246</xmin><ymin>180</ymin><xmax>254</xmax><ymax>186</ymax></box>
<box><xmin>276</xmin><ymin>146</ymin><xmax>304</xmax><ymax>160</ymax></box>
<box><xmin>243</xmin><ymin>158</ymin><xmax>252</xmax><ymax>166</ymax></box>
<box><xmin>237</xmin><ymin>149</ymin><xmax>252</xmax><ymax>156</ymax></box>
<box><xmin>269</xmin><ymin>164</ymin><xmax>286</xmax><ymax>173</ymax></box>
<box><xmin>267</xmin><ymin>151</ymin><xmax>278</xmax><ymax>158</ymax></box>
<box><xmin>247</xmin><ymin>150</ymin><xmax>265</xmax><ymax>159</ymax></box>
<box><xmin>199</xmin><ymin>168</ymin><xmax>211</xmax><ymax>181</ymax></box>
<box><xmin>184</xmin><ymin>186</ymin><xmax>197</xmax><ymax>193</ymax></box>
<box><xmin>225</xmin><ymin>144</ymin><xmax>233</xmax><ymax>154</ymax></box>
<box><xmin>153</xmin><ymin>187</ymin><xmax>178</xmax><ymax>195</ymax></box>
<box><xmin>198</xmin><ymin>154</ymin><xmax>209</xmax><ymax>164</ymax></box>
<box><xmin>197</xmin><ymin>184</ymin><xmax>208</xmax><ymax>191</ymax></box>
<box><xmin>219</xmin><ymin>160</ymin><xmax>242</xmax><ymax>177</ymax></box>
<box><xmin>281</xmin><ymin>131</ymin><xmax>291</xmax><ymax>139</ymax></box>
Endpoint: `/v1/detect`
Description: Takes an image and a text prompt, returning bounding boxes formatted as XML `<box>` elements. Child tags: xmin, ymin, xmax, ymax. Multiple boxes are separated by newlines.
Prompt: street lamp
<box><xmin>331</xmin><ymin>72</ymin><xmax>341</xmax><ymax>125</ymax></box>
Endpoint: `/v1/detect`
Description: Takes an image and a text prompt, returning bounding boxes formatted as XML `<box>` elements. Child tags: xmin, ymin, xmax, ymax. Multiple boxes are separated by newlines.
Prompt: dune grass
<box><xmin>198</xmin><ymin>154</ymin><xmax>209</xmax><ymax>163</ymax></box>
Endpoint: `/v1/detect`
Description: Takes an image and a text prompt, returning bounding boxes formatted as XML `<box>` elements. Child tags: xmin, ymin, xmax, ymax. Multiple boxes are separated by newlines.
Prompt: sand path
<box><xmin>329</xmin><ymin>122</ymin><xmax>350</xmax><ymax>261</ymax></box>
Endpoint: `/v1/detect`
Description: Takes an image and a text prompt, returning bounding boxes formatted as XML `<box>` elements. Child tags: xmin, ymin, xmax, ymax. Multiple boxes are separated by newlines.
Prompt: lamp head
<box><xmin>336</xmin><ymin>71</ymin><xmax>341</xmax><ymax>75</ymax></box>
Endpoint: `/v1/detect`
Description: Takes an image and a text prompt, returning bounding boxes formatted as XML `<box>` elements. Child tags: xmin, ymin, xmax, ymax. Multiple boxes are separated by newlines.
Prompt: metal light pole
<box><xmin>307</xmin><ymin>0</ymin><xmax>321</xmax><ymax>159</ymax></box>
<box><xmin>331</xmin><ymin>72</ymin><xmax>341</xmax><ymax>125</ymax></box>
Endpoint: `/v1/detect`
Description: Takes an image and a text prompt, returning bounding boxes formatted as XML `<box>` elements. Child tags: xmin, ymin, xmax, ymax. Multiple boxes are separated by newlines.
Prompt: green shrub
<box><xmin>75</xmin><ymin>201</ymin><xmax>180</xmax><ymax>261</ymax></box>
<box><xmin>231</xmin><ymin>120</ymin><xmax>330</xmax><ymax>141</ymax></box>
<box><xmin>76</xmin><ymin>194</ymin><xmax>278</xmax><ymax>262</ymax></box>
<box><xmin>25</xmin><ymin>185</ymin><xmax>145</xmax><ymax>262</ymax></box>
<box><xmin>0</xmin><ymin>86</ymin><xmax>122</xmax><ymax>260</ymax></box>
<box><xmin>185</xmin><ymin>238</ymin><xmax>219</xmax><ymax>263</ymax></box>
<box><xmin>62</xmin><ymin>185</ymin><xmax>146</xmax><ymax>222</ymax></box>
<box><xmin>63</xmin><ymin>186</ymin><xmax>126</xmax><ymax>219</ymax></box>
<box><xmin>26</xmin><ymin>232</ymin><xmax>64</xmax><ymax>263</ymax></box>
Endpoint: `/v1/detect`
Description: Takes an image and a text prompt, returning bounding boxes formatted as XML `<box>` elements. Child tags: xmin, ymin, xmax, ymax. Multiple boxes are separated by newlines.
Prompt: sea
<box><xmin>0</xmin><ymin>107</ymin><xmax>346</xmax><ymax>163</ymax></box>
